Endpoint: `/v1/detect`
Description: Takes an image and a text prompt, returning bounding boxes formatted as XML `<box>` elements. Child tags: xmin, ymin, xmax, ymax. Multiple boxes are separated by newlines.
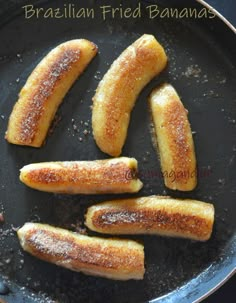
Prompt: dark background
<box><xmin>0</xmin><ymin>0</ymin><xmax>234</xmax><ymax>302</ymax></box>
<box><xmin>207</xmin><ymin>0</ymin><xmax>236</xmax><ymax>27</ymax></box>
<box><xmin>202</xmin><ymin>1</ymin><xmax>235</xmax><ymax>303</ymax></box>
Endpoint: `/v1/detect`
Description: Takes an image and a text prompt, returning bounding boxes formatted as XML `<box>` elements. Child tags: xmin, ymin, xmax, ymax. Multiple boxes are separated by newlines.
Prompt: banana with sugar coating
<box><xmin>92</xmin><ymin>34</ymin><xmax>168</xmax><ymax>156</ymax></box>
<box><xmin>85</xmin><ymin>195</ymin><xmax>214</xmax><ymax>241</ymax></box>
<box><xmin>19</xmin><ymin>157</ymin><xmax>143</xmax><ymax>194</ymax></box>
<box><xmin>6</xmin><ymin>39</ymin><xmax>98</xmax><ymax>147</ymax></box>
<box><xmin>17</xmin><ymin>223</ymin><xmax>145</xmax><ymax>280</ymax></box>
<box><xmin>149</xmin><ymin>83</ymin><xmax>197</xmax><ymax>191</ymax></box>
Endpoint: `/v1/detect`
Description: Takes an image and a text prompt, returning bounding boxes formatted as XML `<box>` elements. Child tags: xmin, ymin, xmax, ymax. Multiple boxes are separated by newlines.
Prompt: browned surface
<box><xmin>17</xmin><ymin>48</ymin><xmax>81</xmax><ymax>144</ymax></box>
<box><xmin>91</xmin><ymin>209</ymin><xmax>212</xmax><ymax>240</ymax></box>
<box><xmin>18</xmin><ymin>223</ymin><xmax>145</xmax><ymax>280</ymax></box>
<box><xmin>6</xmin><ymin>39</ymin><xmax>98</xmax><ymax>147</ymax></box>
<box><xmin>161</xmin><ymin>99</ymin><xmax>193</xmax><ymax>183</ymax></box>
<box><xmin>92</xmin><ymin>34</ymin><xmax>168</xmax><ymax>156</ymax></box>
<box><xmin>102</xmin><ymin>40</ymin><xmax>162</xmax><ymax>143</ymax></box>
<box><xmin>26</xmin><ymin>229</ymin><xmax>142</xmax><ymax>270</ymax></box>
<box><xmin>25</xmin><ymin>162</ymin><xmax>132</xmax><ymax>185</ymax></box>
<box><xmin>19</xmin><ymin>158</ymin><xmax>143</xmax><ymax>194</ymax></box>
<box><xmin>86</xmin><ymin>196</ymin><xmax>215</xmax><ymax>241</ymax></box>
<box><xmin>149</xmin><ymin>84</ymin><xmax>197</xmax><ymax>191</ymax></box>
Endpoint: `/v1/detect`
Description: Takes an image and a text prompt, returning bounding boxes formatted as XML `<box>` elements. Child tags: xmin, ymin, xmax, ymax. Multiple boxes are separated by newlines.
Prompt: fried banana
<box><xmin>149</xmin><ymin>83</ymin><xmax>197</xmax><ymax>191</ymax></box>
<box><xmin>92</xmin><ymin>34</ymin><xmax>168</xmax><ymax>157</ymax></box>
<box><xmin>17</xmin><ymin>223</ymin><xmax>145</xmax><ymax>280</ymax></box>
<box><xmin>85</xmin><ymin>196</ymin><xmax>214</xmax><ymax>241</ymax></box>
<box><xmin>19</xmin><ymin>157</ymin><xmax>143</xmax><ymax>194</ymax></box>
<box><xmin>6</xmin><ymin>39</ymin><xmax>98</xmax><ymax>147</ymax></box>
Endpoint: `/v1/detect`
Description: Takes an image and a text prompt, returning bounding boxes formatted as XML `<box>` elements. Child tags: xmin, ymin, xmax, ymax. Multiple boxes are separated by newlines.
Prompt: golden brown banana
<box><xmin>85</xmin><ymin>196</ymin><xmax>214</xmax><ymax>241</ymax></box>
<box><xmin>19</xmin><ymin>157</ymin><xmax>143</xmax><ymax>194</ymax></box>
<box><xmin>17</xmin><ymin>223</ymin><xmax>145</xmax><ymax>280</ymax></box>
<box><xmin>6</xmin><ymin>39</ymin><xmax>98</xmax><ymax>147</ymax></box>
<box><xmin>149</xmin><ymin>83</ymin><xmax>197</xmax><ymax>191</ymax></box>
<box><xmin>92</xmin><ymin>34</ymin><xmax>168</xmax><ymax>157</ymax></box>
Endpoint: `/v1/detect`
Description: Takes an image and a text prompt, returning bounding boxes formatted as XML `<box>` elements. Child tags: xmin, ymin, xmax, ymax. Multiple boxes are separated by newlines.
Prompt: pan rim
<box><xmin>196</xmin><ymin>0</ymin><xmax>236</xmax><ymax>33</ymax></box>
<box><xmin>190</xmin><ymin>2</ymin><xmax>236</xmax><ymax>303</ymax></box>
<box><xmin>193</xmin><ymin>268</ymin><xmax>236</xmax><ymax>303</ymax></box>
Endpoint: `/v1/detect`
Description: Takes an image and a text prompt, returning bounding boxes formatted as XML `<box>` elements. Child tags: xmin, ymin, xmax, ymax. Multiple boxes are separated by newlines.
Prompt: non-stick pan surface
<box><xmin>0</xmin><ymin>0</ymin><xmax>235</xmax><ymax>302</ymax></box>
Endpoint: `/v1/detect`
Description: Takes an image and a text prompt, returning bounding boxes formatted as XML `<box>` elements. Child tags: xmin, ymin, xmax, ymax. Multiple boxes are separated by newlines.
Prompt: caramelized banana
<box><xmin>92</xmin><ymin>34</ymin><xmax>167</xmax><ymax>156</ymax></box>
<box><xmin>85</xmin><ymin>196</ymin><xmax>214</xmax><ymax>241</ymax></box>
<box><xmin>6</xmin><ymin>39</ymin><xmax>98</xmax><ymax>147</ymax></box>
<box><xmin>149</xmin><ymin>84</ymin><xmax>197</xmax><ymax>191</ymax></box>
<box><xmin>19</xmin><ymin>157</ymin><xmax>143</xmax><ymax>194</ymax></box>
<box><xmin>17</xmin><ymin>223</ymin><xmax>145</xmax><ymax>280</ymax></box>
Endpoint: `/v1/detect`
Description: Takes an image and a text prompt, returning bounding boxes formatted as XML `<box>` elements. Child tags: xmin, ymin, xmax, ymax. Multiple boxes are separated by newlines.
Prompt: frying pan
<box><xmin>0</xmin><ymin>0</ymin><xmax>235</xmax><ymax>302</ymax></box>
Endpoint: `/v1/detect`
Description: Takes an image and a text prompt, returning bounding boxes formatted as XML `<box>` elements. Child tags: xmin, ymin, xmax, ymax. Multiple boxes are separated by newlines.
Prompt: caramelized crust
<box><xmin>92</xmin><ymin>34</ymin><xmax>168</xmax><ymax>156</ymax></box>
<box><xmin>6</xmin><ymin>39</ymin><xmax>98</xmax><ymax>147</ymax></box>
<box><xmin>149</xmin><ymin>84</ymin><xmax>197</xmax><ymax>191</ymax></box>
<box><xmin>85</xmin><ymin>196</ymin><xmax>214</xmax><ymax>241</ymax></box>
<box><xmin>17</xmin><ymin>223</ymin><xmax>145</xmax><ymax>280</ymax></box>
<box><xmin>19</xmin><ymin>157</ymin><xmax>143</xmax><ymax>194</ymax></box>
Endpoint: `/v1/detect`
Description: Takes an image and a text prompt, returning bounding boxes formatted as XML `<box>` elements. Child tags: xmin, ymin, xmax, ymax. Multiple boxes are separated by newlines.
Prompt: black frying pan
<box><xmin>0</xmin><ymin>0</ymin><xmax>235</xmax><ymax>302</ymax></box>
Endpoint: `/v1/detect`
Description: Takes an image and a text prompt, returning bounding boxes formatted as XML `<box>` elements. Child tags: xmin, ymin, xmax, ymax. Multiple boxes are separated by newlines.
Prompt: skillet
<box><xmin>0</xmin><ymin>0</ymin><xmax>235</xmax><ymax>302</ymax></box>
